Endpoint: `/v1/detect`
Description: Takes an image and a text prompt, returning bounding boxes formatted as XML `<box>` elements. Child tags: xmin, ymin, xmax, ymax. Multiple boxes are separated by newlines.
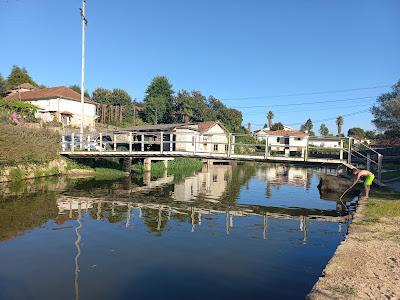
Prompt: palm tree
<box><xmin>336</xmin><ymin>115</ymin><xmax>343</xmax><ymax>135</ymax></box>
<box><xmin>267</xmin><ymin>111</ymin><xmax>274</xmax><ymax>129</ymax></box>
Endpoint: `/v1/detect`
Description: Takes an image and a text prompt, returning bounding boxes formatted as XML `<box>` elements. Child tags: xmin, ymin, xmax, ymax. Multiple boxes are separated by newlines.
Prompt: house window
<box><xmin>225</xmin><ymin>145</ymin><xmax>229</xmax><ymax>152</ymax></box>
<box><xmin>277</xmin><ymin>137</ymin><xmax>282</xmax><ymax>143</ymax></box>
<box><xmin>212</xmin><ymin>175</ymin><xmax>218</xmax><ymax>182</ymax></box>
<box><xmin>213</xmin><ymin>144</ymin><xmax>218</xmax><ymax>151</ymax></box>
<box><xmin>203</xmin><ymin>137</ymin><xmax>208</xmax><ymax>146</ymax></box>
<box><xmin>61</xmin><ymin>115</ymin><xmax>70</xmax><ymax>125</ymax></box>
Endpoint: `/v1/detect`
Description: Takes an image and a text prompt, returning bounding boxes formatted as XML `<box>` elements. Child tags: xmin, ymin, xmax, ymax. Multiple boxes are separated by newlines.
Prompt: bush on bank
<box><xmin>0</xmin><ymin>125</ymin><xmax>60</xmax><ymax>166</ymax></box>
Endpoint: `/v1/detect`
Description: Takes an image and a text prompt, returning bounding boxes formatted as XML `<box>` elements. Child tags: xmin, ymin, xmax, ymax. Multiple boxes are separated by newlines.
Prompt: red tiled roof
<box><xmin>14</xmin><ymin>83</ymin><xmax>38</xmax><ymax>90</ymax></box>
<box><xmin>5</xmin><ymin>86</ymin><xmax>95</xmax><ymax>104</ymax></box>
<box><xmin>197</xmin><ymin>121</ymin><xmax>219</xmax><ymax>133</ymax></box>
<box><xmin>264</xmin><ymin>130</ymin><xmax>309</xmax><ymax>136</ymax></box>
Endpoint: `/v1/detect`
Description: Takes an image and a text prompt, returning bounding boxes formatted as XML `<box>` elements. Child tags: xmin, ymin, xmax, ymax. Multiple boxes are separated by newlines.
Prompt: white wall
<box><xmin>28</xmin><ymin>98</ymin><xmax>96</xmax><ymax>129</ymax></box>
<box><xmin>309</xmin><ymin>140</ymin><xmax>341</xmax><ymax>148</ymax></box>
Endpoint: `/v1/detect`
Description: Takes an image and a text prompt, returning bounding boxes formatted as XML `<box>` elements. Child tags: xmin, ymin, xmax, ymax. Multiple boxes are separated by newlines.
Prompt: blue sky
<box><xmin>1</xmin><ymin>0</ymin><xmax>399</xmax><ymax>133</ymax></box>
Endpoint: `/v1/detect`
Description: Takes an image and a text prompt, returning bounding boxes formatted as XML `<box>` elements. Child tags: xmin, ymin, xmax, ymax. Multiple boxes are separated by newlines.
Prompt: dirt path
<box><xmin>308</xmin><ymin>197</ymin><xmax>400</xmax><ymax>300</ymax></box>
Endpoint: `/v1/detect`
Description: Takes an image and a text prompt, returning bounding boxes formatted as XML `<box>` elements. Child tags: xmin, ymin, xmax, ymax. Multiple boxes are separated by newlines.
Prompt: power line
<box><xmin>233</xmin><ymin>95</ymin><xmax>378</xmax><ymax>109</ymax></box>
<box><xmin>220</xmin><ymin>84</ymin><xmax>390</xmax><ymax>101</ymax></box>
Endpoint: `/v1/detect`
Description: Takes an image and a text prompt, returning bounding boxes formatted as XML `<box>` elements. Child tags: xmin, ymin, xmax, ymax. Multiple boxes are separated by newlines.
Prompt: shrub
<box><xmin>9</xmin><ymin>168</ymin><xmax>26</xmax><ymax>181</ymax></box>
<box><xmin>0</xmin><ymin>99</ymin><xmax>37</xmax><ymax>122</ymax></box>
<box><xmin>0</xmin><ymin>125</ymin><xmax>60</xmax><ymax>166</ymax></box>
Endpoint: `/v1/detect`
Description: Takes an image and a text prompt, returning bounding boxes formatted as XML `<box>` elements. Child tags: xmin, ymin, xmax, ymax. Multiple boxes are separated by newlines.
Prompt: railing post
<box><xmin>348</xmin><ymin>137</ymin><xmax>352</xmax><ymax>164</ymax></box>
<box><xmin>227</xmin><ymin>133</ymin><xmax>231</xmax><ymax>158</ymax></box>
<box><xmin>129</xmin><ymin>132</ymin><xmax>132</xmax><ymax>154</ymax></box>
<box><xmin>169</xmin><ymin>133</ymin><xmax>173</xmax><ymax>152</ymax></box>
<box><xmin>231</xmin><ymin>135</ymin><xmax>235</xmax><ymax>155</ymax></box>
<box><xmin>80</xmin><ymin>133</ymin><xmax>83</xmax><ymax>150</ymax></box>
<box><xmin>141</xmin><ymin>134</ymin><xmax>144</xmax><ymax>152</ymax></box>
<box><xmin>160</xmin><ymin>131</ymin><xmax>164</xmax><ymax>154</ymax></box>
<box><xmin>62</xmin><ymin>135</ymin><xmax>65</xmax><ymax>152</ymax></box>
<box><xmin>99</xmin><ymin>133</ymin><xmax>103</xmax><ymax>153</ymax></box>
<box><xmin>339</xmin><ymin>139</ymin><xmax>343</xmax><ymax>160</ymax></box>
<box><xmin>377</xmin><ymin>153</ymin><xmax>382</xmax><ymax>183</ymax></box>
<box><xmin>264</xmin><ymin>137</ymin><xmax>268</xmax><ymax>159</ymax></box>
<box><xmin>366</xmin><ymin>152</ymin><xmax>371</xmax><ymax>171</ymax></box>
<box><xmin>113</xmin><ymin>134</ymin><xmax>117</xmax><ymax>151</ymax></box>
<box><xmin>87</xmin><ymin>135</ymin><xmax>91</xmax><ymax>152</ymax></box>
<box><xmin>193</xmin><ymin>133</ymin><xmax>197</xmax><ymax>154</ymax></box>
<box><xmin>71</xmin><ymin>132</ymin><xmax>75</xmax><ymax>152</ymax></box>
<box><xmin>304</xmin><ymin>136</ymin><xmax>309</xmax><ymax>161</ymax></box>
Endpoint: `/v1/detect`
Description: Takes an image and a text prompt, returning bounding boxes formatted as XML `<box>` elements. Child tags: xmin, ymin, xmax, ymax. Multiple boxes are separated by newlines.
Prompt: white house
<box><xmin>254</xmin><ymin>125</ymin><xmax>294</xmax><ymax>142</ymax></box>
<box><xmin>260</xmin><ymin>129</ymin><xmax>309</xmax><ymax>157</ymax></box>
<box><xmin>309</xmin><ymin>136</ymin><xmax>342</xmax><ymax>148</ymax></box>
<box><xmin>175</xmin><ymin>121</ymin><xmax>230</xmax><ymax>154</ymax></box>
<box><xmin>5</xmin><ymin>86</ymin><xmax>97</xmax><ymax>129</ymax></box>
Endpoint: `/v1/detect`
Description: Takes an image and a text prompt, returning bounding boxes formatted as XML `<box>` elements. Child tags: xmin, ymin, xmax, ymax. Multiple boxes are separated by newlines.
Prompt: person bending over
<box><xmin>352</xmin><ymin>168</ymin><xmax>375</xmax><ymax>198</ymax></box>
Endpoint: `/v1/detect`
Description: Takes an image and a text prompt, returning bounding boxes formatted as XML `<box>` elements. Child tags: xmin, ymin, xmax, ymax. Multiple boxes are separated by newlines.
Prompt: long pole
<box><xmin>80</xmin><ymin>0</ymin><xmax>87</xmax><ymax>149</ymax></box>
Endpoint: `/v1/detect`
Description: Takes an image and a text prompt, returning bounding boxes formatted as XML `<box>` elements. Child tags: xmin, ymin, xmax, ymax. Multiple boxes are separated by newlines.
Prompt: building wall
<box><xmin>175</xmin><ymin>124</ymin><xmax>229</xmax><ymax>154</ymax></box>
<box><xmin>28</xmin><ymin>98</ymin><xmax>96</xmax><ymax>129</ymax></box>
<box><xmin>309</xmin><ymin>140</ymin><xmax>341</xmax><ymax>148</ymax></box>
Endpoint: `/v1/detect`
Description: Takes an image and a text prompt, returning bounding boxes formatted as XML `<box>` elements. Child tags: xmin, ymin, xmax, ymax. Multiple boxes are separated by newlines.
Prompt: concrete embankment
<box><xmin>308</xmin><ymin>196</ymin><xmax>400</xmax><ymax>299</ymax></box>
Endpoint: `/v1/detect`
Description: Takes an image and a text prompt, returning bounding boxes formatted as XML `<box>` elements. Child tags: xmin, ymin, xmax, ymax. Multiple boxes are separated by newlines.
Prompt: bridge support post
<box><xmin>121</xmin><ymin>158</ymin><xmax>132</xmax><ymax>173</ymax></box>
<box><xmin>144</xmin><ymin>158</ymin><xmax>151</xmax><ymax>172</ymax></box>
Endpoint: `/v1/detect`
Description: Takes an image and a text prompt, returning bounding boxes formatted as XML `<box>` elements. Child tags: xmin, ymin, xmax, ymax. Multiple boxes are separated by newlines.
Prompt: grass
<box><xmin>329</xmin><ymin>286</ymin><xmax>356</xmax><ymax>296</ymax></box>
<box><xmin>381</xmin><ymin>170</ymin><xmax>400</xmax><ymax>180</ymax></box>
<box><xmin>361</xmin><ymin>186</ymin><xmax>400</xmax><ymax>223</ymax></box>
<box><xmin>94</xmin><ymin>168</ymin><xmax>129</xmax><ymax>180</ymax></box>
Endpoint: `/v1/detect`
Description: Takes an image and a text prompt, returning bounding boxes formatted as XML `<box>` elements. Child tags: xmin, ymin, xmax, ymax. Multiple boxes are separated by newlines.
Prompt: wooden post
<box><xmin>264</xmin><ymin>137</ymin><xmax>268</xmax><ymax>159</ymax></box>
<box><xmin>129</xmin><ymin>132</ymin><xmax>132</xmax><ymax>154</ymax></box>
<box><xmin>339</xmin><ymin>139</ymin><xmax>344</xmax><ymax>160</ymax></box>
<box><xmin>99</xmin><ymin>133</ymin><xmax>103</xmax><ymax>153</ymax></box>
<box><xmin>62</xmin><ymin>135</ymin><xmax>66</xmax><ymax>151</ymax></box>
<box><xmin>87</xmin><ymin>135</ymin><xmax>91</xmax><ymax>152</ymax></box>
<box><xmin>113</xmin><ymin>134</ymin><xmax>117</xmax><ymax>151</ymax></box>
<box><xmin>227</xmin><ymin>133</ymin><xmax>231</xmax><ymax>158</ymax></box>
<box><xmin>366</xmin><ymin>152</ymin><xmax>371</xmax><ymax>171</ymax></box>
<box><xmin>169</xmin><ymin>133</ymin><xmax>173</xmax><ymax>152</ymax></box>
<box><xmin>160</xmin><ymin>131</ymin><xmax>164</xmax><ymax>154</ymax></box>
<box><xmin>231</xmin><ymin>135</ymin><xmax>235</xmax><ymax>155</ymax></box>
<box><xmin>141</xmin><ymin>134</ymin><xmax>144</xmax><ymax>152</ymax></box>
<box><xmin>193</xmin><ymin>134</ymin><xmax>197</xmax><ymax>154</ymax></box>
<box><xmin>304</xmin><ymin>137</ymin><xmax>309</xmax><ymax>161</ymax></box>
<box><xmin>377</xmin><ymin>153</ymin><xmax>382</xmax><ymax>183</ymax></box>
<box><xmin>348</xmin><ymin>137</ymin><xmax>352</xmax><ymax>164</ymax></box>
<box><xmin>71</xmin><ymin>132</ymin><xmax>75</xmax><ymax>152</ymax></box>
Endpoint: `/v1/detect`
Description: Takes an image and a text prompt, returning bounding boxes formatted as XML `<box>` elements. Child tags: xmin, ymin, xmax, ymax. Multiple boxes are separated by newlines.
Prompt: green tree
<box><xmin>267</xmin><ymin>111</ymin><xmax>274</xmax><ymax>128</ymax></box>
<box><xmin>92</xmin><ymin>88</ymin><xmax>112</xmax><ymax>104</ymax></box>
<box><xmin>271</xmin><ymin>122</ymin><xmax>284</xmax><ymax>131</ymax></box>
<box><xmin>190</xmin><ymin>90</ymin><xmax>216</xmax><ymax>122</ymax></box>
<box><xmin>144</xmin><ymin>96</ymin><xmax>167</xmax><ymax>124</ymax></box>
<box><xmin>110</xmin><ymin>88</ymin><xmax>132</xmax><ymax>106</ymax></box>
<box><xmin>209</xmin><ymin>96</ymin><xmax>242</xmax><ymax>131</ymax></box>
<box><xmin>319</xmin><ymin>123</ymin><xmax>329</xmax><ymax>136</ymax></box>
<box><xmin>69</xmin><ymin>85</ymin><xmax>90</xmax><ymax>98</ymax></box>
<box><xmin>371</xmin><ymin>80</ymin><xmax>400</xmax><ymax>135</ymax></box>
<box><xmin>365</xmin><ymin>130</ymin><xmax>377</xmax><ymax>140</ymax></box>
<box><xmin>174</xmin><ymin>90</ymin><xmax>195</xmax><ymax>123</ymax></box>
<box><xmin>336</xmin><ymin>115</ymin><xmax>343</xmax><ymax>135</ymax></box>
<box><xmin>347</xmin><ymin>127</ymin><xmax>365</xmax><ymax>138</ymax></box>
<box><xmin>301</xmin><ymin>118</ymin><xmax>313</xmax><ymax>132</ymax></box>
<box><xmin>6</xmin><ymin>65</ymin><xmax>37</xmax><ymax>90</ymax></box>
<box><xmin>0</xmin><ymin>73</ymin><xmax>7</xmax><ymax>97</ymax></box>
<box><xmin>143</xmin><ymin>76</ymin><xmax>174</xmax><ymax>123</ymax></box>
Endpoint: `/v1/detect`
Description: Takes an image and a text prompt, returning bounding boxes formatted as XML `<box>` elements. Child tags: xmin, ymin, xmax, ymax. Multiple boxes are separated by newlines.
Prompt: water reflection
<box><xmin>0</xmin><ymin>164</ymin><xmax>351</xmax><ymax>300</ymax></box>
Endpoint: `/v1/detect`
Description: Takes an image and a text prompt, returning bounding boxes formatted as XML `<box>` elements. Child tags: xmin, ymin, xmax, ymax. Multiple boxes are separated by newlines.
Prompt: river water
<box><xmin>0</xmin><ymin>163</ymin><xmax>350</xmax><ymax>300</ymax></box>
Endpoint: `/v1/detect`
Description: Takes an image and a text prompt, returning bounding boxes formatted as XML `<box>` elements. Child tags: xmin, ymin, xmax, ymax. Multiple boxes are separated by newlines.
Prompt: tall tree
<box><xmin>319</xmin><ymin>123</ymin><xmax>329</xmax><ymax>136</ymax></box>
<box><xmin>267</xmin><ymin>111</ymin><xmax>274</xmax><ymax>129</ymax></box>
<box><xmin>92</xmin><ymin>88</ymin><xmax>112</xmax><ymax>104</ymax></box>
<box><xmin>174</xmin><ymin>90</ymin><xmax>195</xmax><ymax>123</ymax></box>
<box><xmin>191</xmin><ymin>90</ymin><xmax>216</xmax><ymax>122</ymax></box>
<box><xmin>0</xmin><ymin>73</ymin><xmax>7</xmax><ymax>97</ymax></box>
<box><xmin>271</xmin><ymin>122</ymin><xmax>284</xmax><ymax>131</ymax></box>
<box><xmin>143</xmin><ymin>96</ymin><xmax>167</xmax><ymax>124</ymax></box>
<box><xmin>209</xmin><ymin>96</ymin><xmax>242</xmax><ymax>131</ymax></box>
<box><xmin>336</xmin><ymin>115</ymin><xmax>343</xmax><ymax>135</ymax></box>
<box><xmin>143</xmin><ymin>76</ymin><xmax>174</xmax><ymax>123</ymax></box>
<box><xmin>69</xmin><ymin>85</ymin><xmax>90</xmax><ymax>98</ymax></box>
<box><xmin>348</xmin><ymin>127</ymin><xmax>365</xmax><ymax>138</ymax></box>
<box><xmin>6</xmin><ymin>65</ymin><xmax>37</xmax><ymax>90</ymax></box>
<box><xmin>110</xmin><ymin>88</ymin><xmax>132</xmax><ymax>106</ymax></box>
<box><xmin>371</xmin><ymin>80</ymin><xmax>400</xmax><ymax>135</ymax></box>
<box><xmin>301</xmin><ymin>118</ymin><xmax>313</xmax><ymax>132</ymax></box>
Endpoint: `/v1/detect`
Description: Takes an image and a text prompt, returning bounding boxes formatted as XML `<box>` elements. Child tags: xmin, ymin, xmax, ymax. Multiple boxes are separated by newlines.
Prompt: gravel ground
<box><xmin>308</xmin><ymin>197</ymin><xmax>400</xmax><ymax>300</ymax></box>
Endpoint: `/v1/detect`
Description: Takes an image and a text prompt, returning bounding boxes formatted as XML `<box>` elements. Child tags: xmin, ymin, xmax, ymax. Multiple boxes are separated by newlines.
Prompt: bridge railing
<box><xmin>61</xmin><ymin>131</ymin><xmax>355</xmax><ymax>162</ymax></box>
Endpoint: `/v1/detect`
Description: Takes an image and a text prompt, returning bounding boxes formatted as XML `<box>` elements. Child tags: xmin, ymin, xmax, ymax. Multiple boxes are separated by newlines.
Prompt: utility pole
<box><xmin>80</xmin><ymin>0</ymin><xmax>87</xmax><ymax>149</ymax></box>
